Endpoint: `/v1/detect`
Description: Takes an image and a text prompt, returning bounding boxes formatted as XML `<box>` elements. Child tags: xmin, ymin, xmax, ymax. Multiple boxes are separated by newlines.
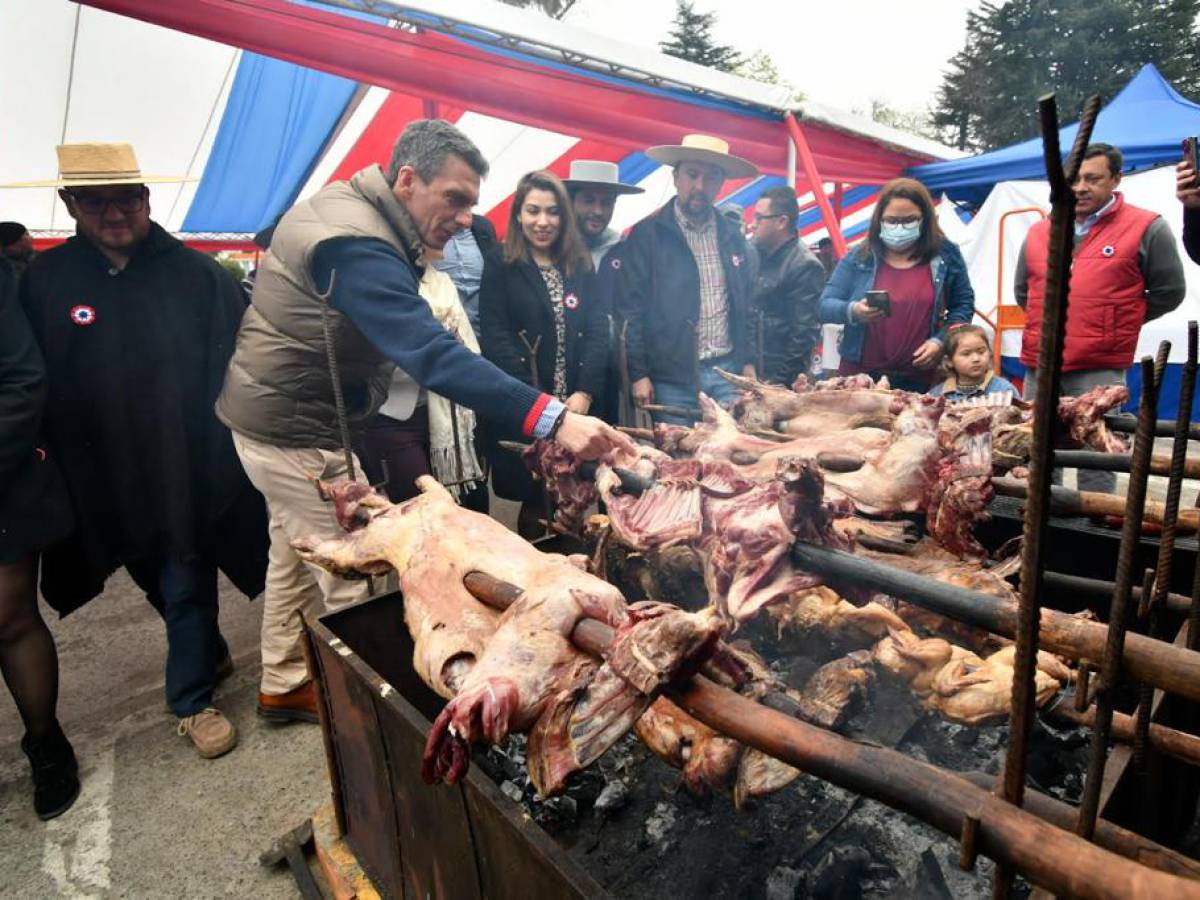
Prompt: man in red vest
<box><xmin>1015</xmin><ymin>143</ymin><xmax>1185</xmax><ymax>492</ymax></box>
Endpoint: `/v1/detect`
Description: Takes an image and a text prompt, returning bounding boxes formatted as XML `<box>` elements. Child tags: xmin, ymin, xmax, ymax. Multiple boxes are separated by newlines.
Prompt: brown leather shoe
<box><xmin>257</xmin><ymin>681</ymin><xmax>319</xmax><ymax>724</ymax></box>
<box><xmin>177</xmin><ymin>708</ymin><xmax>238</xmax><ymax>759</ymax></box>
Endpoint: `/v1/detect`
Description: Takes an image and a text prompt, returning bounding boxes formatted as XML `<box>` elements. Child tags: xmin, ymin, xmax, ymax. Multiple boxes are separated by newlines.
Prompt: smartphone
<box><xmin>865</xmin><ymin>290</ymin><xmax>892</xmax><ymax>316</ymax></box>
<box><xmin>1184</xmin><ymin>137</ymin><xmax>1200</xmax><ymax>188</ymax></box>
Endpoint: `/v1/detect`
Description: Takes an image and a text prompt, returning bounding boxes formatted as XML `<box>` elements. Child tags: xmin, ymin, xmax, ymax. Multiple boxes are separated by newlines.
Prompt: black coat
<box><xmin>751</xmin><ymin>236</ymin><xmax>826</xmax><ymax>386</ymax></box>
<box><xmin>478</xmin><ymin>250</ymin><xmax>607</xmax><ymax>500</ymax></box>
<box><xmin>479</xmin><ymin>251</ymin><xmax>607</xmax><ymax>401</ymax></box>
<box><xmin>20</xmin><ymin>224</ymin><xmax>268</xmax><ymax>614</ymax></box>
<box><xmin>615</xmin><ymin>201</ymin><xmax>754</xmax><ymax>386</ymax></box>
<box><xmin>0</xmin><ymin>266</ymin><xmax>73</xmax><ymax>562</ymax></box>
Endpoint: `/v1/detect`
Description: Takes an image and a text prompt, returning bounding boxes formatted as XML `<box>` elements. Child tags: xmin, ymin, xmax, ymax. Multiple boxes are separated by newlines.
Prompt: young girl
<box><xmin>928</xmin><ymin>324</ymin><xmax>1019</xmax><ymax>401</ymax></box>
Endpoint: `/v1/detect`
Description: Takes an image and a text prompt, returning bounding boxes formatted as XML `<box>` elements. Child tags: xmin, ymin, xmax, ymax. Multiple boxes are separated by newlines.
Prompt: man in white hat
<box><xmin>15</xmin><ymin>143</ymin><xmax>268</xmax><ymax>760</ymax></box>
<box><xmin>615</xmin><ymin>134</ymin><xmax>759</xmax><ymax>424</ymax></box>
<box><xmin>563</xmin><ymin>160</ymin><xmax>643</xmax><ymax>269</ymax></box>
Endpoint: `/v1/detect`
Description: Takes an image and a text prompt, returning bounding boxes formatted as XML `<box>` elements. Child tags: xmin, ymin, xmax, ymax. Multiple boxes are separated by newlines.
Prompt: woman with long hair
<box><xmin>479</xmin><ymin>170</ymin><xmax>607</xmax><ymax>537</ymax></box>
<box><xmin>819</xmin><ymin>178</ymin><xmax>975</xmax><ymax>391</ymax></box>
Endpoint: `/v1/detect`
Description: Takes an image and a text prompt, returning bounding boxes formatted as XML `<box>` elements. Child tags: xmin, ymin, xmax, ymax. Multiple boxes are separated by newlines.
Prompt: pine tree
<box><xmin>659</xmin><ymin>1</ymin><xmax>742</xmax><ymax>73</ymax></box>
<box><xmin>934</xmin><ymin>0</ymin><xmax>1200</xmax><ymax>151</ymax></box>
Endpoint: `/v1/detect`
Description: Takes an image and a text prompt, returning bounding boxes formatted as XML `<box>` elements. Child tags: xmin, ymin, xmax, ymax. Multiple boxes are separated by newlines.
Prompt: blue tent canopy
<box><xmin>909</xmin><ymin>65</ymin><xmax>1200</xmax><ymax>206</ymax></box>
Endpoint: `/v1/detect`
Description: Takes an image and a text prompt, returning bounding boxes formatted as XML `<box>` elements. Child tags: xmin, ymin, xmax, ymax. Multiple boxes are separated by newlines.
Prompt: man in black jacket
<box><xmin>749</xmin><ymin>186</ymin><xmax>826</xmax><ymax>386</ymax></box>
<box><xmin>16</xmin><ymin>142</ymin><xmax>267</xmax><ymax>760</ymax></box>
<box><xmin>1178</xmin><ymin>156</ymin><xmax>1200</xmax><ymax>266</ymax></box>
<box><xmin>617</xmin><ymin>134</ymin><xmax>759</xmax><ymax>424</ymax></box>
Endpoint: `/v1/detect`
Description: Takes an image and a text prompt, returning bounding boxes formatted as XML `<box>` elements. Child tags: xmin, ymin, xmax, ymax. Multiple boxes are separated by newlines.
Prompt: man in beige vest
<box><xmin>217</xmin><ymin>120</ymin><xmax>632</xmax><ymax>722</ymax></box>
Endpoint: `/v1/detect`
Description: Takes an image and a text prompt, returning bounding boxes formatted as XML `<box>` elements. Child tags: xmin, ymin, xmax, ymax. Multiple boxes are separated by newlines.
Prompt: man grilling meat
<box><xmin>15</xmin><ymin>142</ymin><xmax>268</xmax><ymax>760</ymax></box>
<box><xmin>217</xmin><ymin>119</ymin><xmax>635</xmax><ymax>724</ymax></box>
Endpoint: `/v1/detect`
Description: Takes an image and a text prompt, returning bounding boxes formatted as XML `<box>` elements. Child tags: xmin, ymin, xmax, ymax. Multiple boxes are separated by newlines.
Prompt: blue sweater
<box><xmin>313</xmin><ymin>237</ymin><xmax>563</xmax><ymax>437</ymax></box>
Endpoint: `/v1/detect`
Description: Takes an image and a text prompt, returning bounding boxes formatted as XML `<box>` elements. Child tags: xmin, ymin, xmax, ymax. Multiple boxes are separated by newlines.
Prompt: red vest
<box><xmin>1021</xmin><ymin>193</ymin><xmax>1159</xmax><ymax>371</ymax></box>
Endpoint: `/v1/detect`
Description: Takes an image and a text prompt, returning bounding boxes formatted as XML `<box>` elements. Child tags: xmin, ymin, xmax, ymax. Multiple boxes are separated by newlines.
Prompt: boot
<box><xmin>21</xmin><ymin>723</ymin><xmax>80</xmax><ymax>821</ymax></box>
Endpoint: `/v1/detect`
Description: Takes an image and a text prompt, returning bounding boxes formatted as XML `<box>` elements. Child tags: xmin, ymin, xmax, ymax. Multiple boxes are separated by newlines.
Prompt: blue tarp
<box><xmin>909</xmin><ymin>65</ymin><xmax>1200</xmax><ymax>206</ymax></box>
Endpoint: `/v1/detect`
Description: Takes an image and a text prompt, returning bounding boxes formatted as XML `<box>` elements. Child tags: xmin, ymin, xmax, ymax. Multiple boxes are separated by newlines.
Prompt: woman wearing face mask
<box><xmin>479</xmin><ymin>170</ymin><xmax>605</xmax><ymax>537</ymax></box>
<box><xmin>819</xmin><ymin>178</ymin><xmax>975</xmax><ymax>391</ymax></box>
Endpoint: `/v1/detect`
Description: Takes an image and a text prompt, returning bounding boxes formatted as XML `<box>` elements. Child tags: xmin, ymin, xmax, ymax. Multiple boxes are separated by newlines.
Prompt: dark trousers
<box><xmin>139</xmin><ymin>558</ymin><xmax>223</xmax><ymax>717</ymax></box>
<box><xmin>358</xmin><ymin>409</ymin><xmax>489</xmax><ymax>514</ymax></box>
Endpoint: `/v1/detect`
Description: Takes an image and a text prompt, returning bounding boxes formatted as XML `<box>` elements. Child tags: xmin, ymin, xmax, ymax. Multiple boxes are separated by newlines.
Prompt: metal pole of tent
<box><xmin>783</xmin><ymin>112</ymin><xmax>847</xmax><ymax>258</ymax></box>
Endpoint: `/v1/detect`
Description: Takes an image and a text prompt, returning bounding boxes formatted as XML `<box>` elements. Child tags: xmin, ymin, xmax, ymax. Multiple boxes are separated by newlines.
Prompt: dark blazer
<box><xmin>615</xmin><ymin>201</ymin><xmax>754</xmax><ymax>386</ymax></box>
<box><xmin>0</xmin><ymin>265</ymin><xmax>73</xmax><ymax>562</ymax></box>
<box><xmin>470</xmin><ymin>214</ymin><xmax>499</xmax><ymax>257</ymax></box>
<box><xmin>479</xmin><ymin>248</ymin><xmax>607</xmax><ymax>502</ymax></box>
<box><xmin>478</xmin><ymin>250</ymin><xmax>607</xmax><ymax>401</ymax></box>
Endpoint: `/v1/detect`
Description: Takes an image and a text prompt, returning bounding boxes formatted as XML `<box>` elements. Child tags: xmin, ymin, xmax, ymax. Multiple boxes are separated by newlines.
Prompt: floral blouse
<box><xmin>538</xmin><ymin>264</ymin><xmax>568</xmax><ymax>399</ymax></box>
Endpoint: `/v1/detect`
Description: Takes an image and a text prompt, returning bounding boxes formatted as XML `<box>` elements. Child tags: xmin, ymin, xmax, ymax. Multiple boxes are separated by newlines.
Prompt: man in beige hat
<box><xmin>614</xmin><ymin>134</ymin><xmax>759</xmax><ymax>424</ymax></box>
<box><xmin>15</xmin><ymin>143</ymin><xmax>268</xmax><ymax>760</ymax></box>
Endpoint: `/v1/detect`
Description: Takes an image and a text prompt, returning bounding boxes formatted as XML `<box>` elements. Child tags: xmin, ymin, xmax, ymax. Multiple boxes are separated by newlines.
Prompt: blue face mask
<box><xmin>880</xmin><ymin>220</ymin><xmax>922</xmax><ymax>250</ymax></box>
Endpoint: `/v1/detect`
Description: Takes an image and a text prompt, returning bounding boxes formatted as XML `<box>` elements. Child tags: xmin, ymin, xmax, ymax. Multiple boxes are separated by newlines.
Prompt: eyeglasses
<box><xmin>67</xmin><ymin>192</ymin><xmax>146</xmax><ymax>215</ymax></box>
<box><xmin>752</xmin><ymin>212</ymin><xmax>787</xmax><ymax>223</ymax></box>
<box><xmin>881</xmin><ymin>215</ymin><xmax>922</xmax><ymax>226</ymax></box>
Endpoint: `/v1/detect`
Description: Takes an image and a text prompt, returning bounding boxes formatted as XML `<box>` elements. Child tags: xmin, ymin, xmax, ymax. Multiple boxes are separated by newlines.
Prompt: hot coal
<box><xmin>473</xmin><ymin>671</ymin><xmax>1089</xmax><ymax>898</ymax></box>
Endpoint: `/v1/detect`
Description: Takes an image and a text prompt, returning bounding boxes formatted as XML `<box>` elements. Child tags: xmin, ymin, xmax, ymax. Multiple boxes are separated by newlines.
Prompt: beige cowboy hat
<box><xmin>3</xmin><ymin>143</ymin><xmax>195</xmax><ymax>188</ymax></box>
<box><xmin>562</xmin><ymin>159</ymin><xmax>644</xmax><ymax>195</ymax></box>
<box><xmin>645</xmin><ymin>134</ymin><xmax>759</xmax><ymax>180</ymax></box>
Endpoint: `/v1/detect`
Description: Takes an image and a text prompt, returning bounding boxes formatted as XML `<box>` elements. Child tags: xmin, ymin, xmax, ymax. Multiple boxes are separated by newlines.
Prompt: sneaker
<box><xmin>177</xmin><ymin>708</ymin><xmax>238</xmax><ymax>759</ymax></box>
<box><xmin>21</xmin><ymin>724</ymin><xmax>81</xmax><ymax>821</ymax></box>
<box><xmin>256</xmin><ymin>681</ymin><xmax>320</xmax><ymax>724</ymax></box>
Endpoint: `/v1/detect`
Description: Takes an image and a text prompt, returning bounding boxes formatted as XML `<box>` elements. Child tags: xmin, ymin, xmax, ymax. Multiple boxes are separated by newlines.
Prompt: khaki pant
<box><xmin>232</xmin><ymin>432</ymin><xmax>369</xmax><ymax>695</ymax></box>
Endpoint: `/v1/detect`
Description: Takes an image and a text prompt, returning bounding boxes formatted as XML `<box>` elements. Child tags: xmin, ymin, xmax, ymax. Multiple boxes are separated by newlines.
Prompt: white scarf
<box><xmin>418</xmin><ymin>266</ymin><xmax>486</xmax><ymax>498</ymax></box>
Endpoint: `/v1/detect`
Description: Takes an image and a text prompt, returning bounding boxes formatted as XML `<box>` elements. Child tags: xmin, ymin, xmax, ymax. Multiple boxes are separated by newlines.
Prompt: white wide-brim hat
<box><xmin>645</xmin><ymin>134</ymin><xmax>759</xmax><ymax>180</ymax></box>
<box><xmin>562</xmin><ymin>159</ymin><xmax>644</xmax><ymax>195</ymax></box>
<box><xmin>3</xmin><ymin>143</ymin><xmax>194</xmax><ymax>188</ymax></box>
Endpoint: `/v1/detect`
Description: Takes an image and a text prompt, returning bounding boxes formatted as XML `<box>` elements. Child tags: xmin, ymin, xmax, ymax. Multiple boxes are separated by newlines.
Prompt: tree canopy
<box><xmin>933</xmin><ymin>0</ymin><xmax>1200</xmax><ymax>152</ymax></box>
<box><xmin>659</xmin><ymin>1</ymin><xmax>742</xmax><ymax>73</ymax></box>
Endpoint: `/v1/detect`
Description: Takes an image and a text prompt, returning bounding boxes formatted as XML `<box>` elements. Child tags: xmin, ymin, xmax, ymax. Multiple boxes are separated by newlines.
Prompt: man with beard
<box><xmin>616</xmin><ymin>134</ymin><xmax>758</xmax><ymax>424</ymax></box>
<box><xmin>16</xmin><ymin>143</ymin><xmax>267</xmax><ymax>759</ymax></box>
<box><xmin>564</xmin><ymin>159</ymin><xmax>643</xmax><ymax>268</ymax></box>
<box><xmin>749</xmin><ymin>186</ymin><xmax>825</xmax><ymax>385</ymax></box>
<box><xmin>564</xmin><ymin>160</ymin><xmax>643</xmax><ymax>423</ymax></box>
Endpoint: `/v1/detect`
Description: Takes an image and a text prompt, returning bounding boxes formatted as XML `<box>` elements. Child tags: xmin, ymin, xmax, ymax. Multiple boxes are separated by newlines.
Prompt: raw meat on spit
<box><xmin>720</xmin><ymin>369</ymin><xmax>898</xmax><ymax>437</ymax></box>
<box><xmin>293</xmin><ymin>477</ymin><xmax>721</xmax><ymax>796</ymax></box>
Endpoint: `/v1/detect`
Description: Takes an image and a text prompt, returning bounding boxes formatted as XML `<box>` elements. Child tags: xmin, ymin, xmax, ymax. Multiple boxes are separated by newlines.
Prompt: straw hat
<box><xmin>4</xmin><ymin>143</ymin><xmax>194</xmax><ymax>188</ymax></box>
<box><xmin>645</xmin><ymin>134</ymin><xmax>759</xmax><ymax>180</ymax></box>
<box><xmin>562</xmin><ymin>160</ymin><xmax>644</xmax><ymax>195</ymax></box>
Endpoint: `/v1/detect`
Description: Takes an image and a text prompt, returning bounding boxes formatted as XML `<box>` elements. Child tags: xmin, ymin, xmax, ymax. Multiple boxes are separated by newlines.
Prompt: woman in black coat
<box><xmin>480</xmin><ymin>170</ymin><xmax>608</xmax><ymax>537</ymax></box>
<box><xmin>0</xmin><ymin>264</ymin><xmax>79</xmax><ymax>820</ymax></box>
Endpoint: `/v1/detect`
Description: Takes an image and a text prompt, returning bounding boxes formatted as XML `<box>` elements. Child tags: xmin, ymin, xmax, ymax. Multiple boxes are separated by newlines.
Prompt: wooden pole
<box><xmin>459</xmin><ymin>571</ymin><xmax>1200</xmax><ymax>899</ymax></box>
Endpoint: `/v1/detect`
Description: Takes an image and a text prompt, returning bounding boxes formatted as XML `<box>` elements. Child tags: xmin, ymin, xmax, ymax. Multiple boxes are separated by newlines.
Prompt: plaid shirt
<box><xmin>674</xmin><ymin>201</ymin><xmax>731</xmax><ymax>359</ymax></box>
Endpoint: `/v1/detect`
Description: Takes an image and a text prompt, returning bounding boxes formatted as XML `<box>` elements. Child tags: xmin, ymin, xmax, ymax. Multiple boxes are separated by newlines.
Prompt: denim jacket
<box><xmin>817</xmin><ymin>240</ymin><xmax>975</xmax><ymax>364</ymax></box>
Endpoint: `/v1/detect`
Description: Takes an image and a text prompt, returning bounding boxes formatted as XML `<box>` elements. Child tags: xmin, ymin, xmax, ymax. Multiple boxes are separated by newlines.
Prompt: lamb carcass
<box><xmin>925</xmin><ymin>405</ymin><xmax>996</xmax><ymax>559</ymax></box>
<box><xmin>1058</xmin><ymin>384</ymin><xmax>1130</xmax><ymax>454</ymax></box>
<box><xmin>655</xmin><ymin>393</ymin><xmax>893</xmax><ymax>476</ymax></box>
<box><xmin>293</xmin><ymin>477</ymin><xmax>720</xmax><ymax>796</ymax></box>
<box><xmin>721</xmin><ymin>369</ymin><xmax>898</xmax><ymax>437</ymax></box>
<box><xmin>818</xmin><ymin>393</ymin><xmax>945</xmax><ymax>515</ymax></box>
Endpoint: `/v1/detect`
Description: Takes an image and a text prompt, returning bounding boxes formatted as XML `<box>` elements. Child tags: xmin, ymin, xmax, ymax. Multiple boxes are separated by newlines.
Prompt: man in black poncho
<box><xmin>17</xmin><ymin>143</ymin><xmax>267</xmax><ymax>760</ymax></box>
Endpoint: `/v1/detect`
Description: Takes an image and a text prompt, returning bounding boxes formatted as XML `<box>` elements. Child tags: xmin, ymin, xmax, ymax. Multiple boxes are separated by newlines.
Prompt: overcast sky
<box><xmin>563</xmin><ymin>0</ymin><xmax>986</xmax><ymax>115</ymax></box>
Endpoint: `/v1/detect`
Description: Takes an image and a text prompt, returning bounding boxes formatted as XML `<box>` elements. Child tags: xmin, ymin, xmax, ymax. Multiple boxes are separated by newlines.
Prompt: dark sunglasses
<box><xmin>752</xmin><ymin>212</ymin><xmax>787</xmax><ymax>223</ymax></box>
<box><xmin>67</xmin><ymin>191</ymin><xmax>146</xmax><ymax>215</ymax></box>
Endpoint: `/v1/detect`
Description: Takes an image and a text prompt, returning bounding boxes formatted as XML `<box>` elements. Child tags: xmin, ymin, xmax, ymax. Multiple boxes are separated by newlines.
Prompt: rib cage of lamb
<box><xmin>293</xmin><ymin>371</ymin><xmax>1130</xmax><ymax>808</ymax></box>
